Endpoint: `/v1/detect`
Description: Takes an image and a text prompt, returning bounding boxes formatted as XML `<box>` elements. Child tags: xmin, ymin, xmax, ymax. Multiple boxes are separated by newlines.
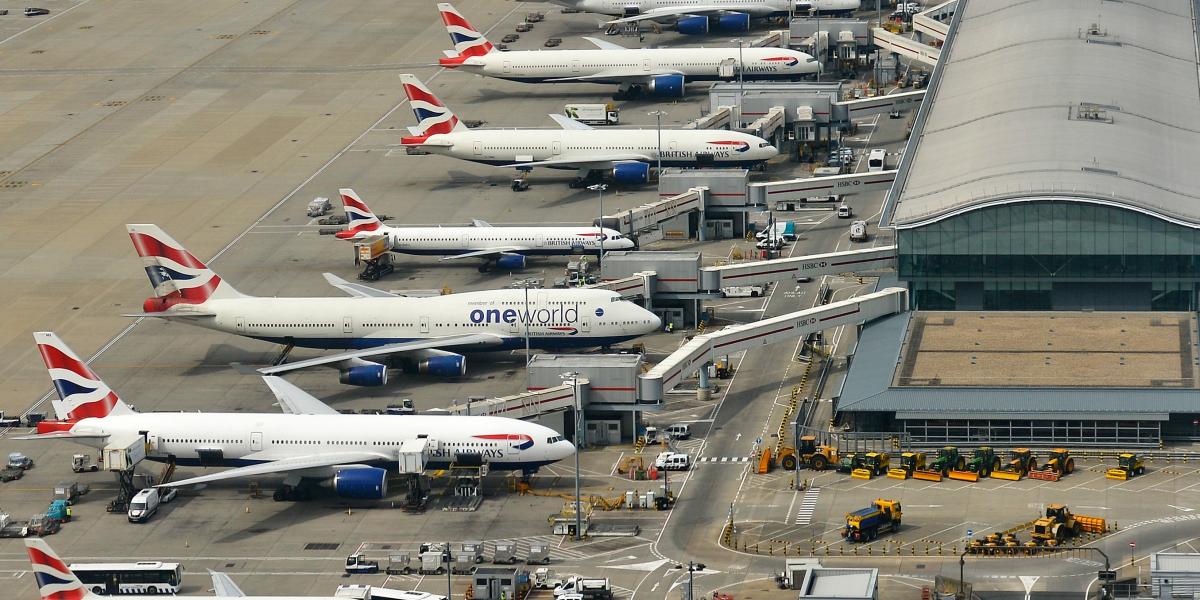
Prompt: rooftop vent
<box><xmin>1071</xmin><ymin>102</ymin><xmax>1115</xmax><ymax>124</ymax></box>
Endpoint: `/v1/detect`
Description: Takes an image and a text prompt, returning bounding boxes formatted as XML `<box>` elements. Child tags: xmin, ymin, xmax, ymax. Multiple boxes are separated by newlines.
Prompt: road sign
<box><xmin>1130</xmin><ymin>542</ymin><xmax>1137</xmax><ymax>549</ymax></box>
<box><xmin>756</xmin><ymin>437</ymin><xmax>763</xmax><ymax>445</ymax></box>
<box><xmin>966</xmin><ymin>529</ymin><xmax>973</xmax><ymax>539</ymax></box>
<box><xmin>1098</xmin><ymin>570</ymin><xmax>1117</xmax><ymax>582</ymax></box>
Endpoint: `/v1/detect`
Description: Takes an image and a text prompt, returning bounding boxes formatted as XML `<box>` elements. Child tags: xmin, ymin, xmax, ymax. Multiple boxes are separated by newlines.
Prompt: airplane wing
<box><xmin>123</xmin><ymin>311</ymin><xmax>218</xmax><ymax>318</ymax></box>
<box><xmin>257</xmin><ymin>333</ymin><xmax>506</xmax><ymax>375</ymax></box>
<box><xmin>208</xmin><ymin>571</ymin><xmax>245</xmax><ymax>597</ymax></box>
<box><xmin>261</xmin><ymin>376</ymin><xmax>340</xmax><ymax>415</ymax></box>
<box><xmin>439</xmin><ymin>247</ymin><xmax>528</xmax><ymax>260</ymax></box>
<box><xmin>548</xmin><ymin>114</ymin><xmax>593</xmax><ymax>130</ymax></box>
<box><xmin>503</xmin><ymin>154</ymin><xmax>652</xmax><ymax>169</ymax></box>
<box><xmin>12</xmin><ymin>432</ymin><xmax>109</xmax><ymax>441</ymax></box>
<box><xmin>471</xmin><ymin>219</ymin><xmax>493</xmax><ymax>227</ymax></box>
<box><xmin>544</xmin><ymin>69</ymin><xmax>684</xmax><ymax>83</ymax></box>
<box><xmin>158</xmin><ymin>452</ymin><xmax>393</xmax><ymax>489</ymax></box>
<box><xmin>606</xmin><ymin>6</ymin><xmax>747</xmax><ymax>23</ymax></box>
<box><xmin>582</xmin><ymin>36</ymin><xmax>628</xmax><ymax>51</ymax></box>
<box><xmin>322</xmin><ymin>273</ymin><xmax>398</xmax><ymax>298</ymax></box>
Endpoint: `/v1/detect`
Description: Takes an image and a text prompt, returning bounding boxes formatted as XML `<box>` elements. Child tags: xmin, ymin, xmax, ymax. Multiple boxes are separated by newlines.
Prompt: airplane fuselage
<box><xmin>459</xmin><ymin>47</ymin><xmax>817</xmax><ymax>83</ymax></box>
<box><xmin>365</xmin><ymin>226</ymin><xmax>634</xmax><ymax>257</ymax></box>
<box><xmin>555</xmin><ymin>0</ymin><xmax>860</xmax><ymax>17</ymax></box>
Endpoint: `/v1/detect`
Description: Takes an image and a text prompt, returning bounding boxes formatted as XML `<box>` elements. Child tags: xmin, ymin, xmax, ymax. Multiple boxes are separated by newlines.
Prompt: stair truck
<box><xmin>842</xmin><ymin>499</ymin><xmax>902</xmax><ymax>542</ymax></box>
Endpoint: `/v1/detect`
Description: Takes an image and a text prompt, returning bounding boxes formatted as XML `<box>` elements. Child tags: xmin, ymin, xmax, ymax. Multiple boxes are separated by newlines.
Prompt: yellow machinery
<box><xmin>842</xmin><ymin>499</ymin><xmax>902</xmax><ymax>542</ymax></box>
<box><xmin>1030</xmin><ymin>449</ymin><xmax>1075</xmax><ymax>482</ymax></box>
<box><xmin>1105</xmin><ymin>453</ymin><xmax>1145</xmax><ymax>480</ymax></box>
<box><xmin>852</xmin><ymin>452</ymin><xmax>890</xmax><ymax>479</ymax></box>
<box><xmin>1028</xmin><ymin>504</ymin><xmax>1106</xmax><ymax>546</ymax></box>
<box><xmin>887</xmin><ymin>452</ymin><xmax>926</xmax><ymax>480</ymax></box>
<box><xmin>776</xmin><ymin>436</ymin><xmax>840</xmax><ymax>471</ymax></box>
<box><xmin>967</xmin><ymin>532</ymin><xmax>1023</xmax><ymax>555</ymax></box>
<box><xmin>990</xmin><ymin>448</ymin><xmax>1036</xmax><ymax>481</ymax></box>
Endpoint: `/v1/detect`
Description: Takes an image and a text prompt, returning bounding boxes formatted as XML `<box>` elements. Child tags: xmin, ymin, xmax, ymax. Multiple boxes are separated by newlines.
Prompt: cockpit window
<box><xmin>759</xmin><ymin>142</ymin><xmax>771</xmax><ymax>148</ymax></box>
<box><xmin>546</xmin><ymin>436</ymin><xmax>565</xmax><ymax>443</ymax></box>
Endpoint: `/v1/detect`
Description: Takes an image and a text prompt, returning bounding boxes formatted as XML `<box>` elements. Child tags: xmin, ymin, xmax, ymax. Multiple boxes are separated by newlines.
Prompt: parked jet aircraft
<box><xmin>398</xmin><ymin>74</ymin><xmax>777</xmax><ymax>185</ymax></box>
<box><xmin>335</xmin><ymin>188</ymin><xmax>634</xmax><ymax>271</ymax></box>
<box><xmin>437</xmin><ymin>3</ymin><xmax>816</xmax><ymax>97</ymax></box>
<box><xmin>126</xmin><ymin>224</ymin><xmax>659</xmax><ymax>385</ymax></box>
<box><xmin>21</xmin><ymin>332</ymin><xmax>574</xmax><ymax>500</ymax></box>
<box><xmin>529</xmin><ymin>0</ymin><xmax>860</xmax><ymax>30</ymax></box>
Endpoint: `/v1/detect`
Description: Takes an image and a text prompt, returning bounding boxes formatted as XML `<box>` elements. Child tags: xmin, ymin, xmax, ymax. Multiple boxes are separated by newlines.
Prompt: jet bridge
<box><xmin>700</xmin><ymin>246</ymin><xmax>896</xmax><ymax>290</ymax></box>
<box><xmin>748</xmin><ymin>169</ymin><xmax>898</xmax><ymax>205</ymax></box>
<box><xmin>684</xmin><ymin>106</ymin><xmax>734</xmax><ymax>130</ymax></box>
<box><xmin>913</xmin><ymin>0</ymin><xmax>956</xmax><ymax>42</ymax></box>
<box><xmin>871</xmin><ymin>28</ymin><xmax>940</xmax><ymax>67</ymax></box>
<box><xmin>839</xmin><ymin>91</ymin><xmax>925</xmax><ymax>120</ymax></box>
<box><xmin>636</xmin><ymin>287</ymin><xmax>908</xmax><ymax>403</ymax></box>
<box><xmin>744</xmin><ymin>106</ymin><xmax>786</xmax><ymax>141</ymax></box>
<box><xmin>444</xmin><ymin>382</ymin><xmax>581</xmax><ymax>418</ymax></box>
<box><xmin>607</xmin><ymin>187</ymin><xmax>706</xmax><ymax>236</ymax></box>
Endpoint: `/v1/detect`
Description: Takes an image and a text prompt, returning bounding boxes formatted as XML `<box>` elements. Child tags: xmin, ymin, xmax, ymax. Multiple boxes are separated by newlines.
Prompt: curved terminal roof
<box><xmin>890</xmin><ymin>0</ymin><xmax>1200</xmax><ymax>228</ymax></box>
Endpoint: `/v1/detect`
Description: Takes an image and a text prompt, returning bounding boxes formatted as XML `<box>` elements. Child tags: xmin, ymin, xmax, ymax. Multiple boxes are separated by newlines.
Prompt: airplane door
<box><xmin>343</xmin><ymin>317</ymin><xmax>353</xmax><ymax>334</ymax></box>
<box><xmin>251</xmin><ymin>432</ymin><xmax>263</xmax><ymax>452</ymax></box>
<box><xmin>572</xmin><ymin>59</ymin><xmax>581</xmax><ymax>73</ymax></box>
<box><xmin>420</xmin><ymin>316</ymin><xmax>430</xmax><ymax>334</ymax></box>
<box><xmin>580</xmin><ymin>317</ymin><xmax>590</xmax><ymax>333</ymax></box>
<box><xmin>642</xmin><ymin>57</ymin><xmax>651</xmax><ymax>72</ymax></box>
<box><xmin>460</xmin><ymin>233</ymin><xmax>470</xmax><ymax>249</ymax></box>
<box><xmin>669</xmin><ymin>140</ymin><xmax>677</xmax><ymax>151</ymax></box>
<box><xmin>236</xmin><ymin>317</ymin><xmax>245</xmax><ymax>333</ymax></box>
<box><xmin>473</xmin><ymin>141</ymin><xmax>483</xmax><ymax>155</ymax></box>
<box><xmin>552</xmin><ymin>140</ymin><xmax>561</xmax><ymax>155</ymax></box>
<box><xmin>503</xmin><ymin>61</ymin><xmax>512</xmax><ymax>74</ymax></box>
<box><xmin>536</xmin><ymin>234</ymin><xmax>545</xmax><ymax>247</ymax></box>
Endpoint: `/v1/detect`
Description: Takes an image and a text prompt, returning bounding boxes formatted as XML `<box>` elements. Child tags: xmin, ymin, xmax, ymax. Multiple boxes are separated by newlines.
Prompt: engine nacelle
<box><xmin>339</xmin><ymin>364</ymin><xmax>387</xmax><ymax>387</ymax></box>
<box><xmin>612</xmin><ymin>162</ymin><xmax>650</xmax><ymax>185</ymax></box>
<box><xmin>496</xmin><ymin>254</ymin><xmax>527</xmax><ymax>270</ymax></box>
<box><xmin>647</xmin><ymin>74</ymin><xmax>685</xmax><ymax>98</ymax></box>
<box><xmin>333</xmin><ymin>467</ymin><xmax>388</xmax><ymax>500</ymax></box>
<box><xmin>716</xmin><ymin>12</ymin><xmax>750</xmax><ymax>31</ymax></box>
<box><xmin>417</xmin><ymin>354</ymin><xmax>466</xmax><ymax>377</ymax></box>
<box><xmin>676</xmin><ymin>15</ymin><xmax>709</xmax><ymax>35</ymax></box>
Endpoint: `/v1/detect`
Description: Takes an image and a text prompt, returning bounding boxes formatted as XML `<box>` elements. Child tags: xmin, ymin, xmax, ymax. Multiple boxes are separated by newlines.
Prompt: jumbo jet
<box><xmin>537</xmin><ymin>0</ymin><xmax>860</xmax><ymax>29</ymax></box>
<box><xmin>126</xmin><ymin>224</ymin><xmax>659</xmax><ymax>386</ymax></box>
<box><xmin>437</xmin><ymin>3</ymin><xmax>816</xmax><ymax>98</ymax></box>
<box><xmin>398</xmin><ymin>74</ymin><xmax>777</xmax><ymax>186</ymax></box>
<box><xmin>19</xmin><ymin>333</ymin><xmax>574</xmax><ymax>501</ymax></box>
<box><xmin>335</xmin><ymin>188</ymin><xmax>634</xmax><ymax>271</ymax></box>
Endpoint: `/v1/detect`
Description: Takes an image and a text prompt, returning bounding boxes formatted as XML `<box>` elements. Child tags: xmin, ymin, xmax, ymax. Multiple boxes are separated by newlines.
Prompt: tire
<box><xmin>993</xmin><ymin>458</ymin><xmax>1001</xmax><ymax>472</ymax></box>
<box><xmin>273</xmin><ymin>489</ymin><xmax>286</xmax><ymax>502</ymax></box>
<box><xmin>1028</xmin><ymin>459</ymin><xmax>1037</xmax><ymax>474</ymax></box>
<box><xmin>92</xmin><ymin>587</ymin><xmax>105</xmax><ymax>595</ymax></box>
<box><xmin>956</xmin><ymin>457</ymin><xmax>965</xmax><ymax>470</ymax></box>
<box><xmin>1136</xmin><ymin>466</ymin><xmax>1145</xmax><ymax>475</ymax></box>
<box><xmin>781</xmin><ymin>455</ymin><xmax>798</xmax><ymax>471</ymax></box>
<box><xmin>811</xmin><ymin>454</ymin><xmax>828</xmax><ymax>471</ymax></box>
<box><xmin>1065</xmin><ymin>458</ymin><xmax>1075</xmax><ymax>474</ymax></box>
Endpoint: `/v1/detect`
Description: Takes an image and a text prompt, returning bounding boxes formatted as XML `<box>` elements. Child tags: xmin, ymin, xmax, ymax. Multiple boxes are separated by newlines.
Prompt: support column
<box><xmin>697</xmin><ymin>362</ymin><xmax>712</xmax><ymax>401</ymax></box>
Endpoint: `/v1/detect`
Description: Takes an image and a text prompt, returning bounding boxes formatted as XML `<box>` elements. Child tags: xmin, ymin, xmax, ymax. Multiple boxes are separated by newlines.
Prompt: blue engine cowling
<box><xmin>339</xmin><ymin>364</ymin><xmax>387</xmax><ymax>386</ymax></box>
<box><xmin>612</xmin><ymin>162</ymin><xmax>650</xmax><ymax>185</ymax></box>
<box><xmin>676</xmin><ymin>15</ymin><xmax>709</xmax><ymax>35</ymax></box>
<box><xmin>333</xmin><ymin>467</ymin><xmax>388</xmax><ymax>499</ymax></box>
<box><xmin>418</xmin><ymin>354</ymin><xmax>466</xmax><ymax>377</ymax></box>
<box><xmin>647</xmin><ymin>74</ymin><xmax>685</xmax><ymax>97</ymax></box>
<box><xmin>717</xmin><ymin>13</ymin><xmax>750</xmax><ymax>31</ymax></box>
<box><xmin>496</xmin><ymin>254</ymin><xmax>526</xmax><ymax>270</ymax></box>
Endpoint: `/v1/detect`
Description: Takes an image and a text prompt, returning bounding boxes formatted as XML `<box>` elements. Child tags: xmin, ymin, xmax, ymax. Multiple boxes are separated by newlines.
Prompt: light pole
<box><xmin>443</xmin><ymin>544</ymin><xmax>452</xmax><ymax>600</ymax></box>
<box><xmin>648</xmin><ymin>110</ymin><xmax>668</xmax><ymax>178</ymax></box>
<box><xmin>685</xmin><ymin>561</ymin><xmax>706</xmax><ymax>600</ymax></box>
<box><xmin>734</xmin><ymin>39</ymin><xmax>745</xmax><ymax>127</ymax></box>
<box><xmin>522</xmin><ymin>278</ymin><xmax>534</xmax><ymax>387</ymax></box>
<box><xmin>587</xmin><ymin>183</ymin><xmax>607</xmax><ymax>279</ymax></box>
<box><xmin>561</xmin><ymin>371</ymin><xmax>583</xmax><ymax>541</ymax></box>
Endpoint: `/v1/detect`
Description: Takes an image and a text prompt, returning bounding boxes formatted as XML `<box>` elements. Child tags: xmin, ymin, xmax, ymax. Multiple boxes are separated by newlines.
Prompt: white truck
<box><xmin>849</xmin><ymin>220</ymin><xmax>869</xmax><ymax>242</ymax></box>
<box><xmin>564</xmin><ymin>103</ymin><xmax>619</xmax><ymax>126</ymax></box>
<box><xmin>721</xmin><ymin>284</ymin><xmax>768</xmax><ymax>298</ymax></box>
<box><xmin>654</xmin><ymin>451</ymin><xmax>690</xmax><ymax>471</ymax></box>
<box><xmin>553</xmin><ymin>576</ymin><xmax>613</xmax><ymax>600</ymax></box>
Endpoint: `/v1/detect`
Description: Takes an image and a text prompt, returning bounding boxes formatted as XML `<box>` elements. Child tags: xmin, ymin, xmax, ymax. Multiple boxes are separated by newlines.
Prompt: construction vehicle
<box><xmin>842</xmin><ymin>499</ymin><xmax>902</xmax><ymax>542</ymax></box>
<box><xmin>837</xmin><ymin>453</ymin><xmax>862</xmax><ymax>473</ymax></box>
<box><xmin>1030</xmin><ymin>449</ymin><xmax>1075</xmax><ymax>481</ymax></box>
<box><xmin>914</xmin><ymin>446</ymin><xmax>963</xmax><ymax>481</ymax></box>
<box><xmin>1105</xmin><ymin>453</ymin><xmax>1145</xmax><ymax>480</ymax></box>
<box><xmin>949</xmin><ymin>446</ymin><xmax>998</xmax><ymax>482</ymax></box>
<box><xmin>991</xmin><ymin>448</ymin><xmax>1036</xmax><ymax>481</ymax></box>
<box><xmin>967</xmin><ymin>532</ymin><xmax>1022</xmax><ymax>555</ymax></box>
<box><xmin>1028</xmin><ymin>504</ymin><xmax>1106</xmax><ymax>546</ymax></box>
<box><xmin>345</xmin><ymin>554</ymin><xmax>380</xmax><ymax>574</ymax></box>
<box><xmin>851</xmin><ymin>452</ymin><xmax>889</xmax><ymax>480</ymax></box>
<box><xmin>71</xmin><ymin>454</ymin><xmax>99</xmax><ymax>473</ymax></box>
<box><xmin>776</xmin><ymin>436</ymin><xmax>839</xmax><ymax>471</ymax></box>
<box><xmin>887</xmin><ymin>452</ymin><xmax>926</xmax><ymax>480</ymax></box>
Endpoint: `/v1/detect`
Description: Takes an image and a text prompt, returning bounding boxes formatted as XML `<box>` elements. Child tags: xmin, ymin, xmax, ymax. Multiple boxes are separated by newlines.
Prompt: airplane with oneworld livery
<box><xmin>436</xmin><ymin>3</ymin><xmax>816</xmax><ymax>98</ymax></box>
<box><xmin>335</xmin><ymin>188</ymin><xmax>634</xmax><ymax>271</ymax></box>
<box><xmin>125</xmin><ymin>224</ymin><xmax>660</xmax><ymax>386</ymax></box>
<box><xmin>534</xmin><ymin>0</ymin><xmax>860</xmax><ymax>29</ymax></box>
<box><xmin>18</xmin><ymin>332</ymin><xmax>575</xmax><ymax>502</ymax></box>
<box><xmin>398</xmin><ymin>74</ymin><xmax>778</xmax><ymax>187</ymax></box>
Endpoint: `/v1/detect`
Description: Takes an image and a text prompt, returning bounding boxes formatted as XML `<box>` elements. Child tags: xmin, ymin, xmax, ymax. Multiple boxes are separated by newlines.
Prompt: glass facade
<box><xmin>898</xmin><ymin>201</ymin><xmax>1200</xmax><ymax>310</ymax></box>
<box><xmin>900</xmin><ymin>419</ymin><xmax>1162</xmax><ymax>447</ymax></box>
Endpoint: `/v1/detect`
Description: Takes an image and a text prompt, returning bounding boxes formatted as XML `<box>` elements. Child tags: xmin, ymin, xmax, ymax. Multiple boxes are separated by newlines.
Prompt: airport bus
<box><xmin>867</xmin><ymin>148</ymin><xmax>887</xmax><ymax>172</ymax></box>
<box><xmin>69</xmin><ymin>561</ymin><xmax>183</xmax><ymax>595</ymax></box>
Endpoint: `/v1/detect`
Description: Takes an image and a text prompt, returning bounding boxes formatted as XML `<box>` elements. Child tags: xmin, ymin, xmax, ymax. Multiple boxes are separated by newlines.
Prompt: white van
<box><xmin>128</xmin><ymin>488</ymin><xmax>161</xmax><ymax>523</ymax></box>
<box><xmin>837</xmin><ymin>204</ymin><xmax>852</xmax><ymax>218</ymax></box>
<box><xmin>867</xmin><ymin>149</ymin><xmax>887</xmax><ymax>172</ymax></box>
<box><xmin>849</xmin><ymin>220</ymin><xmax>869</xmax><ymax>242</ymax></box>
<box><xmin>665</xmin><ymin>424</ymin><xmax>692</xmax><ymax>440</ymax></box>
<box><xmin>654</xmin><ymin>452</ymin><xmax>690</xmax><ymax>471</ymax></box>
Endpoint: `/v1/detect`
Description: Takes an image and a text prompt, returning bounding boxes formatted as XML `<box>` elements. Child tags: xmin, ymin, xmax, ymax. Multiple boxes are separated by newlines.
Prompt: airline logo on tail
<box><xmin>335</xmin><ymin>189</ymin><xmax>383</xmax><ymax>240</ymax></box>
<box><xmin>438</xmin><ymin>2</ymin><xmax>493</xmax><ymax>64</ymax></box>
<box><xmin>400</xmin><ymin>74</ymin><xmax>464</xmax><ymax>144</ymax></box>
<box><xmin>26</xmin><ymin>538</ymin><xmax>88</xmax><ymax>600</ymax></box>
<box><xmin>36</xmin><ymin>332</ymin><xmax>131</xmax><ymax>422</ymax></box>
<box><xmin>128</xmin><ymin>225</ymin><xmax>223</xmax><ymax>309</ymax></box>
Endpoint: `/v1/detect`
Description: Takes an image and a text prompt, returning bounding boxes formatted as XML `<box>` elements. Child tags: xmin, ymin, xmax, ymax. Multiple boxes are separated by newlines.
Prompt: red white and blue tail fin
<box><xmin>437</xmin><ymin>2</ymin><xmax>494</xmax><ymax>66</ymax></box>
<box><xmin>127</xmin><ymin>224</ymin><xmax>247</xmax><ymax>313</ymax></box>
<box><xmin>399</xmin><ymin>74</ymin><xmax>466</xmax><ymax>143</ymax></box>
<box><xmin>26</xmin><ymin>538</ymin><xmax>94</xmax><ymax>600</ymax></box>
<box><xmin>35</xmin><ymin>332</ymin><xmax>133</xmax><ymax>423</ymax></box>
<box><xmin>335</xmin><ymin>189</ymin><xmax>383</xmax><ymax>240</ymax></box>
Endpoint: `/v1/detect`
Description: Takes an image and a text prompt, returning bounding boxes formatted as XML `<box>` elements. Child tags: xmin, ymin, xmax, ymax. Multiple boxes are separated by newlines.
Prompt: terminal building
<box><xmin>883</xmin><ymin>0</ymin><xmax>1200</xmax><ymax>311</ymax></box>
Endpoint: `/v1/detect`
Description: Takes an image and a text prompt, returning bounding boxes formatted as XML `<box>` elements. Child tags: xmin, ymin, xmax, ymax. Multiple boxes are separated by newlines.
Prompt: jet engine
<box><xmin>495</xmin><ymin>254</ymin><xmax>527</xmax><ymax>270</ymax></box>
<box><xmin>417</xmin><ymin>354</ymin><xmax>467</xmax><ymax>377</ymax></box>
<box><xmin>647</xmin><ymin>74</ymin><xmax>686</xmax><ymax>97</ymax></box>
<box><xmin>676</xmin><ymin>15</ymin><xmax>709</xmax><ymax>35</ymax></box>
<box><xmin>332</xmin><ymin>467</ymin><xmax>388</xmax><ymax>499</ymax></box>
<box><xmin>612</xmin><ymin>162</ymin><xmax>651</xmax><ymax>185</ymax></box>
<box><xmin>717</xmin><ymin>13</ymin><xmax>750</xmax><ymax>31</ymax></box>
<box><xmin>339</xmin><ymin>364</ymin><xmax>387</xmax><ymax>387</ymax></box>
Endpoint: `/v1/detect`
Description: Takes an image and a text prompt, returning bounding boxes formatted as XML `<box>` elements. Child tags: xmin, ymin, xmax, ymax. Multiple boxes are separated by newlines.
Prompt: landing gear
<box><xmin>477</xmin><ymin>262</ymin><xmax>494</xmax><ymax>273</ymax></box>
<box><xmin>272</xmin><ymin>484</ymin><xmax>313</xmax><ymax>502</ymax></box>
<box><xmin>612</xmin><ymin>85</ymin><xmax>643</xmax><ymax>101</ymax></box>
<box><xmin>569</xmin><ymin>169</ymin><xmax>604</xmax><ymax>189</ymax></box>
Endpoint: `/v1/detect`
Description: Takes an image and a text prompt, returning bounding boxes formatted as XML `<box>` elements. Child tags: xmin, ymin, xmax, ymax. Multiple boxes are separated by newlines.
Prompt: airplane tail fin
<box><xmin>26</xmin><ymin>537</ymin><xmax>96</xmax><ymax>600</ymax></box>
<box><xmin>335</xmin><ymin>189</ymin><xmax>383</xmax><ymax>240</ymax></box>
<box><xmin>126</xmin><ymin>224</ymin><xmax>247</xmax><ymax>312</ymax></box>
<box><xmin>399</xmin><ymin>74</ymin><xmax>466</xmax><ymax>144</ymax></box>
<box><xmin>35</xmin><ymin>332</ymin><xmax>134</xmax><ymax>424</ymax></box>
<box><xmin>437</xmin><ymin>2</ymin><xmax>494</xmax><ymax>66</ymax></box>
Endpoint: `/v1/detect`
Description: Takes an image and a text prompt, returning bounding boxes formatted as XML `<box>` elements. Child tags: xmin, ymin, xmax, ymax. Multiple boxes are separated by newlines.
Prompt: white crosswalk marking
<box><xmin>696</xmin><ymin>456</ymin><xmax>750</xmax><ymax>463</ymax></box>
<box><xmin>795</xmin><ymin>487</ymin><xmax>821</xmax><ymax>525</ymax></box>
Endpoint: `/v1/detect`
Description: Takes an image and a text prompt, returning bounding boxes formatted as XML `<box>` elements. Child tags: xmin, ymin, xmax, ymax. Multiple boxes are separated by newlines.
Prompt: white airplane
<box><xmin>531</xmin><ymin>0</ymin><xmax>859</xmax><ymax>30</ymax></box>
<box><xmin>20</xmin><ymin>332</ymin><xmax>575</xmax><ymax>501</ymax></box>
<box><xmin>126</xmin><ymin>224</ymin><xmax>660</xmax><ymax>385</ymax></box>
<box><xmin>25</xmin><ymin>538</ymin><xmax>435</xmax><ymax>600</ymax></box>
<box><xmin>335</xmin><ymin>188</ymin><xmax>635</xmax><ymax>271</ymax></box>
<box><xmin>437</xmin><ymin>3</ymin><xmax>816</xmax><ymax>97</ymax></box>
<box><xmin>398</xmin><ymin>74</ymin><xmax>778</xmax><ymax>186</ymax></box>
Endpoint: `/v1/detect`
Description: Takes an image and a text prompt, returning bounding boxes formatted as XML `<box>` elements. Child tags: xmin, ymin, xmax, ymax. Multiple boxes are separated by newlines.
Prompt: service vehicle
<box><xmin>837</xmin><ymin>204</ymin><xmax>852</xmax><ymax>218</ymax></box>
<box><xmin>307</xmin><ymin>196</ymin><xmax>333</xmax><ymax>217</ymax></box>
<box><xmin>756</xmin><ymin>237</ymin><xmax>785</xmax><ymax>251</ymax></box>
<box><xmin>7</xmin><ymin>452</ymin><xmax>33</xmax><ymax>470</ymax></box>
<box><xmin>127</xmin><ymin>488</ymin><xmax>162</xmax><ymax>523</ymax></box>
<box><xmin>756</xmin><ymin>220</ymin><xmax>797</xmax><ymax>241</ymax></box>
<box><xmin>71</xmin><ymin>453</ymin><xmax>99</xmax><ymax>473</ymax></box>
<box><xmin>527</xmin><ymin>543</ymin><xmax>551</xmax><ymax>564</ymax></box>
<box><xmin>554</xmin><ymin>576</ymin><xmax>613</xmax><ymax>600</ymax></box>
<box><xmin>867</xmin><ymin>149</ymin><xmax>887</xmax><ymax>172</ymax></box>
<box><xmin>535</xmin><ymin>568</ymin><xmax>568</xmax><ymax>589</ymax></box>
<box><xmin>849</xmin><ymin>220</ymin><xmax>868</xmax><ymax>242</ymax></box>
<box><xmin>493</xmin><ymin>541</ymin><xmax>518</xmax><ymax>564</ymax></box>
<box><xmin>654</xmin><ymin>451</ymin><xmax>690</xmax><ymax>471</ymax></box>
<box><xmin>1</xmin><ymin>466</ymin><xmax>24</xmax><ymax>482</ymax></box>
<box><xmin>665</xmin><ymin>423</ymin><xmax>692</xmax><ymax>439</ymax></box>
<box><xmin>54</xmin><ymin>481</ymin><xmax>89</xmax><ymax>504</ymax></box>
<box><xmin>346</xmin><ymin>554</ymin><xmax>381</xmax><ymax>574</ymax></box>
<box><xmin>545</xmin><ymin>37</ymin><xmax>563</xmax><ymax>47</ymax></box>
<box><xmin>0</xmin><ymin>512</ymin><xmax>29</xmax><ymax>538</ymax></box>
<box><xmin>526</xmin><ymin>11</ymin><xmax>544</xmax><ymax>22</ymax></box>
<box><xmin>385</xmin><ymin>554</ymin><xmax>413</xmax><ymax>575</ymax></box>
<box><xmin>842</xmin><ymin>499</ymin><xmax>902</xmax><ymax>542</ymax></box>
<box><xmin>721</xmin><ymin>284</ymin><xmax>767</xmax><ymax>298</ymax></box>
<box><xmin>69</xmin><ymin>561</ymin><xmax>183</xmax><ymax>595</ymax></box>
<box><xmin>0</xmin><ymin>412</ymin><xmax>21</xmax><ymax>427</ymax></box>
<box><xmin>515</xmin><ymin>22</ymin><xmax>532</xmax><ymax>32</ymax></box>
<box><xmin>24</xmin><ymin>7</ymin><xmax>49</xmax><ymax>16</ymax></box>
<box><xmin>47</xmin><ymin>499</ymin><xmax>71</xmax><ymax>523</ymax></box>
<box><xmin>28</xmin><ymin>514</ymin><xmax>60</xmax><ymax>536</ymax></box>
<box><xmin>386</xmin><ymin>399</ymin><xmax>416</xmax><ymax>415</ymax></box>
<box><xmin>564</xmin><ymin>103</ymin><xmax>620</xmax><ymax>126</ymax></box>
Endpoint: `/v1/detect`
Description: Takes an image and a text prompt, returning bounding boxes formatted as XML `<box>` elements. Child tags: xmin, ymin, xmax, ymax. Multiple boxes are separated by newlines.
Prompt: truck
<box><xmin>54</xmin><ymin>481</ymin><xmax>89</xmax><ymax>505</ymax></box>
<box><xmin>7</xmin><ymin>452</ymin><xmax>33</xmax><ymax>470</ymax></box>
<box><xmin>553</xmin><ymin>577</ymin><xmax>613</xmax><ymax>600</ymax></box>
<box><xmin>756</xmin><ymin>221</ymin><xmax>797</xmax><ymax>242</ymax></box>
<box><xmin>721</xmin><ymin>284</ymin><xmax>767</xmax><ymax>298</ymax></box>
<box><xmin>307</xmin><ymin>196</ymin><xmax>333</xmax><ymax>217</ymax></box>
<box><xmin>564</xmin><ymin>103</ymin><xmax>619</xmax><ymax>125</ymax></box>
<box><xmin>0</xmin><ymin>511</ymin><xmax>29</xmax><ymax>538</ymax></box>
<box><xmin>345</xmin><ymin>554</ymin><xmax>381</xmax><ymax>574</ymax></box>
<box><xmin>842</xmin><ymin>499</ymin><xmax>902</xmax><ymax>542</ymax></box>
<box><xmin>849</xmin><ymin>220</ymin><xmax>868</xmax><ymax>242</ymax></box>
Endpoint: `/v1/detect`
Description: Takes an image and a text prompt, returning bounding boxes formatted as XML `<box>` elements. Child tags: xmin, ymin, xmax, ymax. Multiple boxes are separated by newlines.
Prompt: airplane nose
<box><xmin>764</xmin><ymin>145</ymin><xmax>779</xmax><ymax>158</ymax></box>
<box><xmin>644</xmin><ymin>309</ymin><xmax>662</xmax><ymax>332</ymax></box>
<box><xmin>557</xmin><ymin>439</ymin><xmax>576</xmax><ymax>459</ymax></box>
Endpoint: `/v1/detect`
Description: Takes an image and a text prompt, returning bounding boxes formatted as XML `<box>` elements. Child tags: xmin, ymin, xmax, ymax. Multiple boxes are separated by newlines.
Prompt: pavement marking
<box><xmin>0</xmin><ymin>0</ymin><xmax>99</xmax><ymax>46</ymax></box>
<box><xmin>794</xmin><ymin>487</ymin><xmax>821</xmax><ymax>525</ymax></box>
<box><xmin>696</xmin><ymin>456</ymin><xmax>750</xmax><ymax>463</ymax></box>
